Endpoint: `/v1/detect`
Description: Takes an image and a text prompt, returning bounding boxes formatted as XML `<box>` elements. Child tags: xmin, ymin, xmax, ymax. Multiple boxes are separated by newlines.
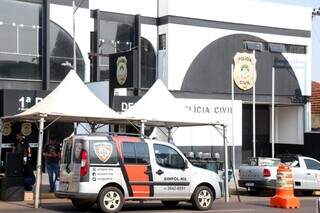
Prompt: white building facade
<box><xmin>48</xmin><ymin>0</ymin><xmax>313</xmax><ymax>163</ymax></box>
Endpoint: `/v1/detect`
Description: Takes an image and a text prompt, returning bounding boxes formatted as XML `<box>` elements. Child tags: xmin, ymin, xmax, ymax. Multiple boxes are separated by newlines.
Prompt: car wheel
<box><xmin>97</xmin><ymin>187</ymin><xmax>124</xmax><ymax>213</ymax></box>
<box><xmin>191</xmin><ymin>186</ymin><xmax>214</xmax><ymax>210</ymax></box>
<box><xmin>71</xmin><ymin>199</ymin><xmax>95</xmax><ymax>210</ymax></box>
<box><xmin>161</xmin><ymin>200</ymin><xmax>179</xmax><ymax>208</ymax></box>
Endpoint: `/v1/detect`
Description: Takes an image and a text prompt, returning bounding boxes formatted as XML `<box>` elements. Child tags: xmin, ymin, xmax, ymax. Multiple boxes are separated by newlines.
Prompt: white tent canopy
<box><xmin>1</xmin><ymin>70</ymin><xmax>122</xmax><ymax>123</ymax></box>
<box><xmin>121</xmin><ymin>79</ymin><xmax>216</xmax><ymax>127</ymax></box>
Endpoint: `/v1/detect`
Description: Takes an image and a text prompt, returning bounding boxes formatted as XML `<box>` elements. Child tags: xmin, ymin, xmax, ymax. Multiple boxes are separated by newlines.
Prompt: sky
<box><xmin>262</xmin><ymin>0</ymin><xmax>319</xmax><ymax>7</ymax></box>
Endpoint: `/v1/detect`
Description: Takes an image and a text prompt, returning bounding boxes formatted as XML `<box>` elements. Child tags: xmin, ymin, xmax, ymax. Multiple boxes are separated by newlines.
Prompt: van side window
<box><xmin>63</xmin><ymin>142</ymin><xmax>72</xmax><ymax>164</ymax></box>
<box><xmin>153</xmin><ymin>144</ymin><xmax>185</xmax><ymax>169</ymax></box>
<box><xmin>123</xmin><ymin>142</ymin><xmax>150</xmax><ymax>164</ymax></box>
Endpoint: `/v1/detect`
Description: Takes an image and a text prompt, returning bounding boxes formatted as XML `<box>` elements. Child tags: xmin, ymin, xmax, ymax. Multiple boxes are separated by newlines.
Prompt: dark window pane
<box><xmin>19</xmin><ymin>26</ymin><xmax>39</xmax><ymax>55</ymax></box>
<box><xmin>0</xmin><ymin>24</ymin><xmax>17</xmax><ymax>53</ymax></box>
<box><xmin>63</xmin><ymin>141</ymin><xmax>72</xmax><ymax>164</ymax></box>
<box><xmin>0</xmin><ymin>54</ymin><xmax>41</xmax><ymax>79</ymax></box>
<box><xmin>135</xmin><ymin>143</ymin><xmax>149</xmax><ymax>164</ymax></box>
<box><xmin>73</xmin><ymin>141</ymin><xmax>83</xmax><ymax>164</ymax></box>
<box><xmin>269</xmin><ymin>43</ymin><xmax>285</xmax><ymax>53</ymax></box>
<box><xmin>0</xmin><ymin>0</ymin><xmax>41</xmax><ymax>27</ymax></box>
<box><xmin>98</xmin><ymin>20</ymin><xmax>134</xmax><ymax>81</ymax></box>
<box><xmin>158</xmin><ymin>34</ymin><xmax>166</xmax><ymax>50</ymax></box>
<box><xmin>154</xmin><ymin>144</ymin><xmax>184</xmax><ymax>169</ymax></box>
<box><xmin>141</xmin><ymin>38</ymin><xmax>156</xmax><ymax>88</ymax></box>
<box><xmin>0</xmin><ymin>0</ymin><xmax>41</xmax><ymax>80</ymax></box>
<box><xmin>123</xmin><ymin>142</ymin><xmax>136</xmax><ymax>164</ymax></box>
<box><xmin>50</xmin><ymin>21</ymin><xmax>85</xmax><ymax>80</ymax></box>
<box><xmin>50</xmin><ymin>57</ymin><xmax>85</xmax><ymax>81</ymax></box>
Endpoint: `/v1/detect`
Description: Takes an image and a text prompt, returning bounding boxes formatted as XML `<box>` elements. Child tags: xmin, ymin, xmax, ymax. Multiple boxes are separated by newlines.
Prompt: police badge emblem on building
<box><xmin>233</xmin><ymin>52</ymin><xmax>256</xmax><ymax>90</ymax></box>
<box><xmin>94</xmin><ymin>142</ymin><xmax>113</xmax><ymax>163</ymax></box>
<box><xmin>116</xmin><ymin>56</ymin><xmax>128</xmax><ymax>86</ymax></box>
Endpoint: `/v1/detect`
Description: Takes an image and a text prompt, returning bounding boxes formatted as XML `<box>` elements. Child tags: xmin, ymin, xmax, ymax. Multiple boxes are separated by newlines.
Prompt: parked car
<box><xmin>55</xmin><ymin>134</ymin><xmax>222</xmax><ymax>212</ymax></box>
<box><xmin>238</xmin><ymin>155</ymin><xmax>320</xmax><ymax>195</ymax></box>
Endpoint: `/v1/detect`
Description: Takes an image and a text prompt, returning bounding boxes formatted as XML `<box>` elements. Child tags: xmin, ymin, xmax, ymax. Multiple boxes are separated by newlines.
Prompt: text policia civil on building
<box><xmin>0</xmin><ymin>0</ymin><xmax>314</xmax><ymax>171</ymax></box>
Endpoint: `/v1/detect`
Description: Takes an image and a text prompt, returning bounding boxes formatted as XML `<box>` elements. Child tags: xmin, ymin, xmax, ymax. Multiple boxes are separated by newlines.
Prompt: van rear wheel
<box><xmin>71</xmin><ymin>199</ymin><xmax>95</xmax><ymax>210</ymax></box>
<box><xmin>191</xmin><ymin>186</ymin><xmax>214</xmax><ymax>210</ymax></box>
<box><xmin>98</xmin><ymin>187</ymin><xmax>124</xmax><ymax>213</ymax></box>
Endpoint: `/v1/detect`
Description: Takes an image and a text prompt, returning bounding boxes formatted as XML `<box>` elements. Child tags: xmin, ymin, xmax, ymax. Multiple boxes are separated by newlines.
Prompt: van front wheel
<box><xmin>191</xmin><ymin>186</ymin><xmax>214</xmax><ymax>210</ymax></box>
<box><xmin>98</xmin><ymin>187</ymin><xmax>124</xmax><ymax>213</ymax></box>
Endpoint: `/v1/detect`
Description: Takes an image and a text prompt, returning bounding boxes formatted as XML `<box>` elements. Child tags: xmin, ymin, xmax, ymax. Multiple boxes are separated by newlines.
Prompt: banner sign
<box><xmin>1</xmin><ymin>89</ymin><xmax>49</xmax><ymax>116</ymax></box>
<box><xmin>171</xmin><ymin>99</ymin><xmax>242</xmax><ymax>146</ymax></box>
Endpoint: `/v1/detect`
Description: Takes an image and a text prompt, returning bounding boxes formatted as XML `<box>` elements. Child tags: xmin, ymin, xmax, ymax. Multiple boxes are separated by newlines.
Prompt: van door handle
<box><xmin>156</xmin><ymin>169</ymin><xmax>164</xmax><ymax>175</ymax></box>
<box><xmin>307</xmin><ymin>173</ymin><xmax>311</xmax><ymax>175</ymax></box>
<box><xmin>144</xmin><ymin>170</ymin><xmax>152</xmax><ymax>175</ymax></box>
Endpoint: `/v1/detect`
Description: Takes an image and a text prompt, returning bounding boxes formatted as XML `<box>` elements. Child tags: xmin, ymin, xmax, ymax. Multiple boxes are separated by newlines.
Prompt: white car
<box><xmin>239</xmin><ymin>155</ymin><xmax>320</xmax><ymax>195</ymax></box>
<box><xmin>55</xmin><ymin>134</ymin><xmax>222</xmax><ymax>212</ymax></box>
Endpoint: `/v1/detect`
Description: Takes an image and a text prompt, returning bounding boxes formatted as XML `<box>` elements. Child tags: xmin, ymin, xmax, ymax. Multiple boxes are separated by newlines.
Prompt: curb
<box><xmin>24</xmin><ymin>192</ymin><xmax>57</xmax><ymax>201</ymax></box>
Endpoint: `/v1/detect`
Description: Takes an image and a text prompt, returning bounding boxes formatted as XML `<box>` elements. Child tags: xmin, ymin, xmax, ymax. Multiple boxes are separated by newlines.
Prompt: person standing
<box><xmin>43</xmin><ymin>138</ymin><xmax>60</xmax><ymax>193</ymax></box>
<box><xmin>13</xmin><ymin>132</ymin><xmax>31</xmax><ymax>163</ymax></box>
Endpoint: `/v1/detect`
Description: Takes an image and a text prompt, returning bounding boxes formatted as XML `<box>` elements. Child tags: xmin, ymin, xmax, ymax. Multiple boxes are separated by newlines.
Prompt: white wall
<box><xmin>312</xmin><ymin>15</ymin><xmax>320</xmax><ymax>82</ymax></box>
<box><xmin>89</xmin><ymin>0</ymin><xmax>158</xmax><ymax>17</ymax></box>
<box><xmin>172</xmin><ymin>99</ymin><xmax>242</xmax><ymax>147</ymax></box>
<box><xmin>50</xmin><ymin>4</ymin><xmax>92</xmax><ymax>82</ymax></box>
<box><xmin>272</xmin><ymin>106</ymin><xmax>304</xmax><ymax>144</ymax></box>
<box><xmin>161</xmin><ymin>0</ymin><xmax>311</xmax><ymax>31</ymax></box>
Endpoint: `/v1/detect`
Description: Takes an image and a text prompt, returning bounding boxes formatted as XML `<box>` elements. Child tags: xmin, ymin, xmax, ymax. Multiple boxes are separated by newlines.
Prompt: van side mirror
<box><xmin>184</xmin><ymin>159</ymin><xmax>189</xmax><ymax>169</ymax></box>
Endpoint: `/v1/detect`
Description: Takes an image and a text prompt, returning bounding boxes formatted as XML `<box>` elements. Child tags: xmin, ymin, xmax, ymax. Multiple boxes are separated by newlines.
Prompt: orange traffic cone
<box><xmin>270</xmin><ymin>163</ymin><xmax>300</xmax><ymax>209</ymax></box>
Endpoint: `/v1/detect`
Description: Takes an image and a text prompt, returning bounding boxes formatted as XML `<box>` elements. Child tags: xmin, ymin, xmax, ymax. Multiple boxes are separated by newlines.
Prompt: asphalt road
<box><xmin>0</xmin><ymin>195</ymin><xmax>318</xmax><ymax>213</ymax></box>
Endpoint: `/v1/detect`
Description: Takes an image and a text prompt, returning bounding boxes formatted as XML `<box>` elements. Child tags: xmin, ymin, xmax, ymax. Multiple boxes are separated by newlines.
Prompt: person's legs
<box><xmin>53</xmin><ymin>163</ymin><xmax>60</xmax><ymax>185</ymax></box>
<box><xmin>47</xmin><ymin>163</ymin><xmax>55</xmax><ymax>192</ymax></box>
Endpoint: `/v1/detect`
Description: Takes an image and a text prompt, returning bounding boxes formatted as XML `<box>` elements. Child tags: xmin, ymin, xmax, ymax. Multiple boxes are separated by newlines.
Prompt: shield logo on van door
<box><xmin>94</xmin><ymin>142</ymin><xmax>113</xmax><ymax>163</ymax></box>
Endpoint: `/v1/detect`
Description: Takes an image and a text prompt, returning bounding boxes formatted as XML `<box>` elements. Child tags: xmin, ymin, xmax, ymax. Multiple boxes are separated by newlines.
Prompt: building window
<box><xmin>269</xmin><ymin>43</ymin><xmax>285</xmax><ymax>53</ymax></box>
<box><xmin>98</xmin><ymin>20</ymin><xmax>134</xmax><ymax>81</ymax></box>
<box><xmin>141</xmin><ymin>37</ymin><xmax>156</xmax><ymax>88</ymax></box>
<box><xmin>243</xmin><ymin>41</ymin><xmax>264</xmax><ymax>52</ymax></box>
<box><xmin>159</xmin><ymin>34</ymin><xmax>166</xmax><ymax>50</ymax></box>
<box><xmin>0</xmin><ymin>0</ymin><xmax>41</xmax><ymax>80</ymax></box>
<box><xmin>50</xmin><ymin>21</ymin><xmax>85</xmax><ymax>81</ymax></box>
<box><xmin>243</xmin><ymin>40</ymin><xmax>307</xmax><ymax>54</ymax></box>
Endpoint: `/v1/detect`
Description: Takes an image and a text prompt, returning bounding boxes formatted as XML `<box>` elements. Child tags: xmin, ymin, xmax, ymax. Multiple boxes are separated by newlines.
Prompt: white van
<box><xmin>55</xmin><ymin>134</ymin><xmax>222</xmax><ymax>212</ymax></box>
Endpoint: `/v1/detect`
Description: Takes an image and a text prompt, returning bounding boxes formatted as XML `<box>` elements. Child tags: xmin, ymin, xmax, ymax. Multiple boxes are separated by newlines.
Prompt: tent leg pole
<box><xmin>167</xmin><ymin>127</ymin><xmax>172</xmax><ymax>143</ymax></box>
<box><xmin>34</xmin><ymin>117</ymin><xmax>45</xmax><ymax>209</ymax></box>
<box><xmin>140</xmin><ymin>121</ymin><xmax>145</xmax><ymax>138</ymax></box>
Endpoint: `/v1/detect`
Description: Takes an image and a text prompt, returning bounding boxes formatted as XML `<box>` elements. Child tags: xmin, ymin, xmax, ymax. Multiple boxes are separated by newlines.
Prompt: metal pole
<box><xmin>223</xmin><ymin>125</ymin><xmax>229</xmax><ymax>202</ymax></box>
<box><xmin>140</xmin><ymin>120</ymin><xmax>145</xmax><ymax>138</ymax></box>
<box><xmin>168</xmin><ymin>127</ymin><xmax>172</xmax><ymax>144</ymax></box>
<box><xmin>34</xmin><ymin>117</ymin><xmax>45</xmax><ymax>208</ymax></box>
<box><xmin>231</xmin><ymin>64</ymin><xmax>235</xmax><ymax>171</ymax></box>
<box><xmin>271</xmin><ymin>67</ymin><xmax>275</xmax><ymax>158</ymax></box>
<box><xmin>74</xmin><ymin>122</ymin><xmax>77</xmax><ymax>134</ymax></box>
<box><xmin>0</xmin><ymin>120</ymin><xmax>2</xmax><ymax>162</ymax></box>
<box><xmin>73</xmin><ymin>1</ymin><xmax>76</xmax><ymax>72</ymax></box>
<box><xmin>252</xmin><ymin>50</ymin><xmax>256</xmax><ymax>158</ymax></box>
